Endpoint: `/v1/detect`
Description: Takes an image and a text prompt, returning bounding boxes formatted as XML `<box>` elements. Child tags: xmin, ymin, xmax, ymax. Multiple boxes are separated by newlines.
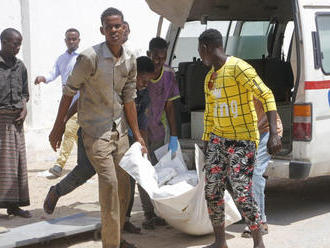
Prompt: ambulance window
<box><xmin>316</xmin><ymin>15</ymin><xmax>330</xmax><ymax>74</ymax></box>
<box><xmin>171</xmin><ymin>21</ymin><xmax>230</xmax><ymax>69</ymax></box>
<box><xmin>226</xmin><ymin>21</ymin><xmax>272</xmax><ymax>59</ymax></box>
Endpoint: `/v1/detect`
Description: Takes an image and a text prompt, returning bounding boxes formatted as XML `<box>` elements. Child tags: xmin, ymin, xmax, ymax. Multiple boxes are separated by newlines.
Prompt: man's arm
<box><xmin>122</xmin><ymin>56</ymin><xmax>148</xmax><ymax>153</ymax></box>
<box><xmin>202</xmin><ymin>74</ymin><xmax>214</xmax><ymax>154</ymax></box>
<box><xmin>49</xmin><ymin>95</ymin><xmax>73</xmax><ymax>151</ymax></box>
<box><xmin>64</xmin><ymin>97</ymin><xmax>78</xmax><ymax>123</ymax></box>
<box><xmin>235</xmin><ymin>62</ymin><xmax>282</xmax><ymax>154</ymax></box>
<box><xmin>35</xmin><ymin>60</ymin><xmax>60</xmax><ymax>84</ymax></box>
<box><xmin>49</xmin><ymin>53</ymin><xmax>92</xmax><ymax>151</ymax></box>
<box><xmin>16</xmin><ymin>66</ymin><xmax>29</xmax><ymax>123</ymax></box>
<box><xmin>266</xmin><ymin>111</ymin><xmax>282</xmax><ymax>155</ymax></box>
<box><xmin>164</xmin><ymin>100</ymin><xmax>177</xmax><ymax>136</ymax></box>
<box><xmin>124</xmin><ymin>101</ymin><xmax>147</xmax><ymax>154</ymax></box>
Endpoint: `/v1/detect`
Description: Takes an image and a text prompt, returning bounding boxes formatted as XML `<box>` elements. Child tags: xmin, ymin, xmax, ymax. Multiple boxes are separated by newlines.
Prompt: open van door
<box><xmin>145</xmin><ymin>0</ymin><xmax>330</xmax><ymax>179</ymax></box>
<box><xmin>145</xmin><ymin>0</ymin><xmax>194</xmax><ymax>27</ymax></box>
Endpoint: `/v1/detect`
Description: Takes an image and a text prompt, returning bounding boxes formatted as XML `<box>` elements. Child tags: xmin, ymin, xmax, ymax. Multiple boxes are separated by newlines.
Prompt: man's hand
<box><xmin>15</xmin><ymin>105</ymin><xmax>27</xmax><ymax>125</ymax></box>
<box><xmin>136</xmin><ymin>137</ymin><xmax>148</xmax><ymax>155</ymax></box>
<box><xmin>267</xmin><ymin>133</ymin><xmax>282</xmax><ymax>155</ymax></box>
<box><xmin>49</xmin><ymin>122</ymin><xmax>65</xmax><ymax>152</ymax></box>
<box><xmin>34</xmin><ymin>76</ymin><xmax>46</xmax><ymax>85</ymax></box>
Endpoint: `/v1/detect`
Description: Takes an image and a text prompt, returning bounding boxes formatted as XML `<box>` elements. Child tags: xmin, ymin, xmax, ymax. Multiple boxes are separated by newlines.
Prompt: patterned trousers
<box><xmin>204</xmin><ymin>133</ymin><xmax>262</xmax><ymax>230</ymax></box>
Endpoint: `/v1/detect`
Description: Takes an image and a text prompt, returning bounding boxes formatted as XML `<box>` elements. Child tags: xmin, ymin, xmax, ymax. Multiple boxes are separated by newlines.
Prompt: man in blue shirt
<box><xmin>34</xmin><ymin>28</ymin><xmax>80</xmax><ymax>177</ymax></box>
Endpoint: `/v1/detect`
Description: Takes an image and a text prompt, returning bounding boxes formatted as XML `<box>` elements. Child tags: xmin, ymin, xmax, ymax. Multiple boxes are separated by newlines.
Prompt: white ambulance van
<box><xmin>146</xmin><ymin>0</ymin><xmax>330</xmax><ymax>179</ymax></box>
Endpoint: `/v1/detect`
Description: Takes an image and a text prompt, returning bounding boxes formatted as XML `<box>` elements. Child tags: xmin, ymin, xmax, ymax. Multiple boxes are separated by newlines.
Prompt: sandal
<box><xmin>7</xmin><ymin>207</ymin><xmax>32</xmax><ymax>218</ymax></box>
<box><xmin>241</xmin><ymin>223</ymin><xmax>269</xmax><ymax>238</ymax></box>
<box><xmin>124</xmin><ymin>221</ymin><xmax>141</xmax><ymax>234</ymax></box>
<box><xmin>43</xmin><ymin>186</ymin><xmax>59</xmax><ymax>214</ymax></box>
<box><xmin>261</xmin><ymin>223</ymin><xmax>269</xmax><ymax>235</ymax></box>
<box><xmin>120</xmin><ymin>240</ymin><xmax>137</xmax><ymax>248</ymax></box>
<box><xmin>241</xmin><ymin>226</ymin><xmax>252</xmax><ymax>238</ymax></box>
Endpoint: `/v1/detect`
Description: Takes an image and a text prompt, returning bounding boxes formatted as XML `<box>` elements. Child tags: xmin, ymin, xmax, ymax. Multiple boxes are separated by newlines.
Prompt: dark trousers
<box><xmin>55</xmin><ymin>128</ymin><xmax>96</xmax><ymax>196</ymax></box>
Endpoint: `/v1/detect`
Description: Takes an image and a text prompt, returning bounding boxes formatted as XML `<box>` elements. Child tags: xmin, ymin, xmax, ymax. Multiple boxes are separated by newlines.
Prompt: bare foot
<box><xmin>252</xmin><ymin>229</ymin><xmax>265</xmax><ymax>248</ymax></box>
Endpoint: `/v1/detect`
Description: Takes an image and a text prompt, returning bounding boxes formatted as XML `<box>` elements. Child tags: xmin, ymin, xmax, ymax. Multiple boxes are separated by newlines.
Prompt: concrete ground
<box><xmin>1</xmin><ymin>155</ymin><xmax>330</xmax><ymax>248</ymax></box>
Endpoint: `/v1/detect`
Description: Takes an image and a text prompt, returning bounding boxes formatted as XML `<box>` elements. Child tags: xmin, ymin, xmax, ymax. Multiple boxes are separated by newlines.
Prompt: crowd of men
<box><xmin>0</xmin><ymin>6</ymin><xmax>282</xmax><ymax>248</ymax></box>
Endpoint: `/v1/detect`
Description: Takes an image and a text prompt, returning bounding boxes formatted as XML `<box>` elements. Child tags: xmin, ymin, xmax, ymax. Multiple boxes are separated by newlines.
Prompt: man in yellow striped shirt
<box><xmin>198</xmin><ymin>29</ymin><xmax>282</xmax><ymax>248</ymax></box>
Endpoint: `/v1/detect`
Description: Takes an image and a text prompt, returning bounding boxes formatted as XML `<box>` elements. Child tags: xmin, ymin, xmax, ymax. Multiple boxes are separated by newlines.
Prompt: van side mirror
<box><xmin>201</xmin><ymin>15</ymin><xmax>208</xmax><ymax>25</ymax></box>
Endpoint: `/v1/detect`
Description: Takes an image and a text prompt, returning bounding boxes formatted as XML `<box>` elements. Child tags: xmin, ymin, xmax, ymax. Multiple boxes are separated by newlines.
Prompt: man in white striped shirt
<box><xmin>34</xmin><ymin>28</ymin><xmax>80</xmax><ymax>177</ymax></box>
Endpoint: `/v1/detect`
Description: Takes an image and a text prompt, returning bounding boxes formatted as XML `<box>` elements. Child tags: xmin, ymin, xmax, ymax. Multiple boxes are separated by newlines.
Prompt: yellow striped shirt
<box><xmin>202</xmin><ymin>56</ymin><xmax>277</xmax><ymax>144</ymax></box>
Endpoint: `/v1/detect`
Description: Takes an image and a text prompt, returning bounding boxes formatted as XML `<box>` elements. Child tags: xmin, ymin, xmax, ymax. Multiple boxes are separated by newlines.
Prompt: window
<box><xmin>171</xmin><ymin>21</ymin><xmax>230</xmax><ymax>69</ymax></box>
<box><xmin>316</xmin><ymin>14</ymin><xmax>330</xmax><ymax>74</ymax></box>
<box><xmin>226</xmin><ymin>21</ymin><xmax>272</xmax><ymax>59</ymax></box>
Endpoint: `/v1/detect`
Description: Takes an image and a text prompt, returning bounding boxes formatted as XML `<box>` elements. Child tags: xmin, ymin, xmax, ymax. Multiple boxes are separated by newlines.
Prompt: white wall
<box><xmin>1</xmin><ymin>0</ymin><xmax>169</xmax><ymax>163</ymax></box>
<box><xmin>0</xmin><ymin>0</ymin><xmax>22</xmax><ymax>55</ymax></box>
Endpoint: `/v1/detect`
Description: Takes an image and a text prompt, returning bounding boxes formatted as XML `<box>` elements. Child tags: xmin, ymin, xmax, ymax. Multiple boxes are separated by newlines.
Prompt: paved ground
<box><xmin>1</xmin><ymin>155</ymin><xmax>330</xmax><ymax>248</ymax></box>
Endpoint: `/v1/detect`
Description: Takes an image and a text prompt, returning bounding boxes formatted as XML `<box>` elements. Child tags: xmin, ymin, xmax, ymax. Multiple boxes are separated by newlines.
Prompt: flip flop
<box><xmin>261</xmin><ymin>223</ymin><xmax>269</xmax><ymax>235</ymax></box>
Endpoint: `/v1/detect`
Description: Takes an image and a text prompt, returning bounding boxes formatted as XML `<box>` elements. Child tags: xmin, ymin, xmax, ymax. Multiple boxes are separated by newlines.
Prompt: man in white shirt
<box><xmin>34</xmin><ymin>28</ymin><xmax>80</xmax><ymax>177</ymax></box>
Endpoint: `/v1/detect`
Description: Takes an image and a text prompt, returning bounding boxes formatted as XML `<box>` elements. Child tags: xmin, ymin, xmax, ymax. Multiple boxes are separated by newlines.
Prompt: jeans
<box><xmin>252</xmin><ymin>132</ymin><xmax>271</xmax><ymax>223</ymax></box>
<box><xmin>55</xmin><ymin>128</ymin><xmax>96</xmax><ymax>197</ymax></box>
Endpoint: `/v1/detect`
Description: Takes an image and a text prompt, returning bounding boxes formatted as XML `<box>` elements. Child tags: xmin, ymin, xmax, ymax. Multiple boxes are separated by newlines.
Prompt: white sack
<box><xmin>154</xmin><ymin>144</ymin><xmax>188</xmax><ymax>174</ymax></box>
<box><xmin>167</xmin><ymin>171</ymin><xmax>199</xmax><ymax>186</ymax></box>
<box><xmin>156</xmin><ymin>167</ymin><xmax>178</xmax><ymax>186</ymax></box>
<box><xmin>119</xmin><ymin>142</ymin><xmax>241</xmax><ymax>235</ymax></box>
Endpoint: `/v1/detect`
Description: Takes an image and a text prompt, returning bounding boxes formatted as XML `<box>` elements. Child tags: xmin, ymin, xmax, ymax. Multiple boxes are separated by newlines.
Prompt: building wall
<box><xmin>1</xmin><ymin>0</ymin><xmax>169</xmax><ymax>163</ymax></box>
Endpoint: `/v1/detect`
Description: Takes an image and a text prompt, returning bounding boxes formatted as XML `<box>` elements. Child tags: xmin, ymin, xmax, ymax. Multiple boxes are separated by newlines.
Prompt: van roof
<box><xmin>146</xmin><ymin>0</ymin><xmax>293</xmax><ymax>27</ymax></box>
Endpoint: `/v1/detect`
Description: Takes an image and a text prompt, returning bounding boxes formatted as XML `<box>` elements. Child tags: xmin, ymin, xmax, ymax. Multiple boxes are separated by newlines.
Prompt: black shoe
<box><xmin>124</xmin><ymin>221</ymin><xmax>141</xmax><ymax>234</ymax></box>
<box><xmin>43</xmin><ymin>186</ymin><xmax>59</xmax><ymax>214</ymax></box>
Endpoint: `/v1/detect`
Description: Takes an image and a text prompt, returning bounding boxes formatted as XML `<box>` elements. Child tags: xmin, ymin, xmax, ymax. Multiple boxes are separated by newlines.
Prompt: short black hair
<box><xmin>101</xmin><ymin>7</ymin><xmax>124</xmax><ymax>24</ymax></box>
<box><xmin>137</xmin><ymin>56</ymin><xmax>154</xmax><ymax>74</ymax></box>
<box><xmin>149</xmin><ymin>37</ymin><xmax>168</xmax><ymax>51</ymax></box>
<box><xmin>65</xmin><ymin>28</ymin><xmax>80</xmax><ymax>37</ymax></box>
<box><xmin>198</xmin><ymin>29</ymin><xmax>223</xmax><ymax>48</ymax></box>
<box><xmin>123</xmin><ymin>21</ymin><xmax>130</xmax><ymax>32</ymax></box>
<box><xmin>0</xmin><ymin>28</ymin><xmax>21</xmax><ymax>41</ymax></box>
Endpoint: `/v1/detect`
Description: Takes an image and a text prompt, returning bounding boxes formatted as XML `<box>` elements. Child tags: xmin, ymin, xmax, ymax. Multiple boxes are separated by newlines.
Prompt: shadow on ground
<box><xmin>0</xmin><ymin>202</ymin><xmax>100</xmax><ymax>229</ymax></box>
<box><xmin>227</xmin><ymin>176</ymin><xmax>330</xmax><ymax>234</ymax></box>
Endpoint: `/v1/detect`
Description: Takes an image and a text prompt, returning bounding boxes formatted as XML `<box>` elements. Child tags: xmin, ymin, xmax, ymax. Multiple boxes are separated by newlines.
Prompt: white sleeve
<box><xmin>45</xmin><ymin>58</ymin><xmax>60</xmax><ymax>83</ymax></box>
